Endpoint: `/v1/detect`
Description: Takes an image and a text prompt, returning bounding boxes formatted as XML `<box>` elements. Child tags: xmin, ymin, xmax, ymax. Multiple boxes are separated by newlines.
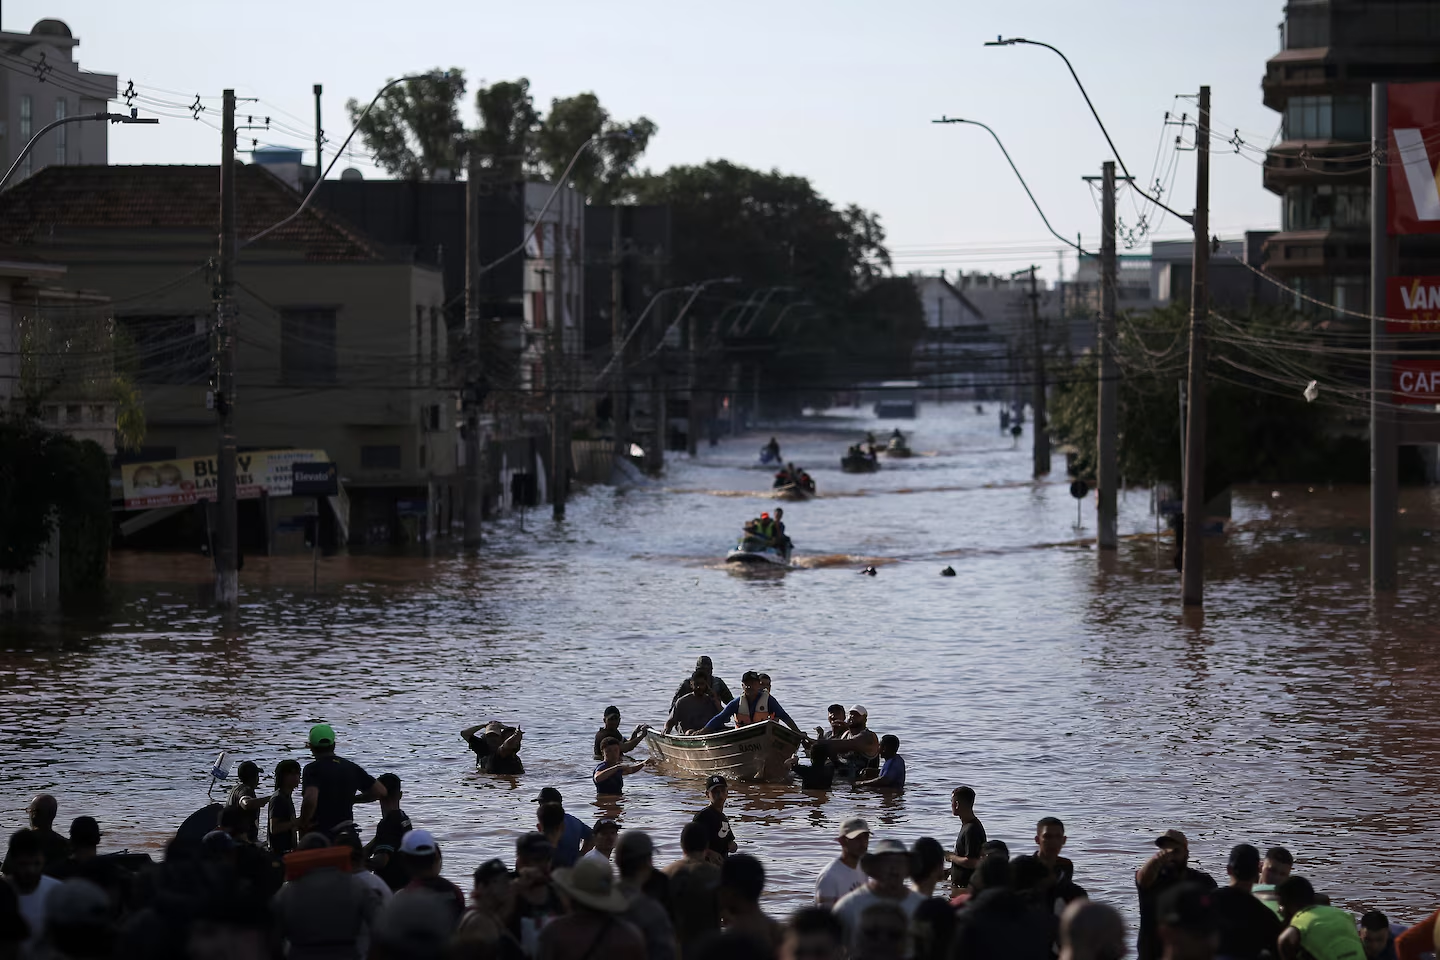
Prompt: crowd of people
<box><xmin>3</xmin><ymin>662</ymin><xmax>1438</xmax><ymax>959</ymax></box>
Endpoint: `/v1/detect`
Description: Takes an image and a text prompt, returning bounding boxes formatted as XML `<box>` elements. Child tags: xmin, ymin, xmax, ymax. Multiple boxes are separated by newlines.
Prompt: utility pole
<box><xmin>214</xmin><ymin>90</ymin><xmax>239</xmax><ymax>608</ymax></box>
<box><xmin>1371</xmin><ymin>82</ymin><xmax>1396</xmax><ymax>592</ymax></box>
<box><xmin>1097</xmin><ymin>161</ymin><xmax>1119</xmax><ymax>548</ymax></box>
<box><xmin>1027</xmin><ymin>265</ymin><xmax>1050</xmax><ymax>476</ymax></box>
<box><xmin>686</xmin><ymin>313</ymin><xmax>700</xmax><ymax>456</ymax></box>
<box><xmin>1181</xmin><ymin>86</ymin><xmax>1211</xmax><ymax>606</ymax></box>
<box><xmin>313</xmin><ymin>84</ymin><xmax>323</xmax><ymax>181</ymax></box>
<box><xmin>610</xmin><ymin>208</ymin><xmax>625</xmax><ymax>457</ymax></box>
<box><xmin>551</xmin><ymin>201</ymin><xmax>568</xmax><ymax>519</ymax></box>
<box><xmin>462</xmin><ymin>150</ymin><xmax>484</xmax><ymax>548</ymax></box>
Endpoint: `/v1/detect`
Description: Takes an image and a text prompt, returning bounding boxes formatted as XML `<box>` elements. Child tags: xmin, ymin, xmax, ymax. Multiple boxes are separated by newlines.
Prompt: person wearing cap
<box><xmin>223</xmin><ymin>760</ymin><xmax>271</xmax><ymax>845</ymax></box>
<box><xmin>671</xmin><ymin>656</ymin><xmax>734</xmax><ymax>709</ymax></box>
<box><xmin>815</xmin><ymin>816</ymin><xmax>871</xmax><ymax>908</ymax></box>
<box><xmin>1274</xmin><ymin>876</ymin><xmax>1365</xmax><ymax>960</ymax></box>
<box><xmin>595</xmin><ymin>737</ymin><xmax>649</xmax><ymax>796</ymax></box>
<box><xmin>395</xmin><ymin>829</ymin><xmax>466</xmax><ymax>925</ymax></box>
<box><xmin>701</xmin><ymin>671</ymin><xmax>805</xmax><ymax>737</ymax></box>
<box><xmin>616</xmin><ymin>831</ymin><xmax>676</xmax><ymax>960</ymax></box>
<box><xmin>299</xmin><ymin>723</ymin><xmax>387</xmax><ymax>836</ymax></box>
<box><xmin>666</xmin><ymin>672</ymin><xmax>727</xmax><ymax>735</ymax></box>
<box><xmin>692</xmin><ymin>774</ymin><xmax>738</xmax><ymax>864</ymax></box>
<box><xmin>1208</xmin><ymin>843</ymin><xmax>1283</xmax><ymax>960</ymax></box>
<box><xmin>593</xmin><ymin>705</ymin><xmax>650</xmax><ymax>761</ymax></box>
<box><xmin>461</xmin><ymin>720</ymin><xmax>526</xmax><ymax>775</ymax></box>
<box><xmin>534</xmin><ymin>788</ymin><xmax>595</xmax><ymax>868</ymax></box>
<box><xmin>832</xmin><ymin>839</ymin><xmax>925</xmax><ymax>955</ymax></box>
<box><xmin>1136</xmin><ymin>830</ymin><xmax>1217</xmax><ymax>960</ymax></box>
<box><xmin>458</xmin><ymin>858</ymin><xmax>524</xmax><ymax>954</ymax></box>
<box><xmin>511</xmin><ymin>832</ymin><xmax>566</xmax><ymax>955</ymax></box>
<box><xmin>583</xmin><ymin>818</ymin><xmax>621</xmax><ymax>865</ymax></box>
<box><xmin>539</xmin><ymin>856</ymin><xmax>645</xmax><ymax>959</ymax></box>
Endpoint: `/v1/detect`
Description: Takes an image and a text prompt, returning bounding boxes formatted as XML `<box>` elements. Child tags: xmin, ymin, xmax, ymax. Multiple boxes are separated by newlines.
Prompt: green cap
<box><xmin>308</xmin><ymin>723</ymin><xmax>336</xmax><ymax>748</ymax></box>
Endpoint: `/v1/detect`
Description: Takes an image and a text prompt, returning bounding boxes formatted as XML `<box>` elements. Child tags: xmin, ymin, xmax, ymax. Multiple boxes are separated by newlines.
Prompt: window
<box><xmin>360</xmin><ymin>445</ymin><xmax>401</xmax><ymax>470</ymax></box>
<box><xmin>54</xmin><ymin>98</ymin><xmax>66</xmax><ymax>164</ymax></box>
<box><xmin>117</xmin><ymin>314</ymin><xmax>210</xmax><ymax>385</ymax></box>
<box><xmin>1283</xmin><ymin>185</ymin><xmax>1370</xmax><ymax>230</ymax></box>
<box><xmin>1284</xmin><ymin>3</ymin><xmax>1330</xmax><ymax>49</ymax></box>
<box><xmin>20</xmin><ymin>95</ymin><xmax>32</xmax><ymax>178</ymax></box>
<box><xmin>280</xmin><ymin>308</ymin><xmax>337</xmax><ymax>384</ymax></box>
<box><xmin>1284</xmin><ymin>95</ymin><xmax>1368</xmax><ymax>141</ymax></box>
<box><xmin>429</xmin><ymin>307</ymin><xmax>440</xmax><ymax>377</ymax></box>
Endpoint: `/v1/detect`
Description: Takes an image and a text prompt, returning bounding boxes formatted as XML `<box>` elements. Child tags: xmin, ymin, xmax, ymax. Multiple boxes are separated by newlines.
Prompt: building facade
<box><xmin>0</xmin><ymin>164</ymin><xmax>455</xmax><ymax>548</ymax></box>
<box><xmin>0</xmin><ymin>19</ymin><xmax>116</xmax><ymax>181</ymax></box>
<box><xmin>1262</xmin><ymin>0</ymin><xmax>1440</xmax><ymax>314</ymax></box>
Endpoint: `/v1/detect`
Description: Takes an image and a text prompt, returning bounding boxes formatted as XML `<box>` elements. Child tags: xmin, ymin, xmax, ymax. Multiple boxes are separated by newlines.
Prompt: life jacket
<box><xmin>735</xmin><ymin>692</ymin><xmax>771</xmax><ymax>726</ymax></box>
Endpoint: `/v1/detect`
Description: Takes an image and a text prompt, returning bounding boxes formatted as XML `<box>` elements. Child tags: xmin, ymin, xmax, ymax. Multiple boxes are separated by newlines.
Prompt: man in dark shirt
<box><xmin>692</xmin><ymin>775</ymin><xmax>737</xmax><ymax>863</ymax></box>
<box><xmin>461</xmin><ymin>721</ymin><xmax>525</xmax><ymax>774</ymax></box>
<box><xmin>1135</xmin><ymin>829</ymin><xmax>1218</xmax><ymax>960</ymax></box>
<box><xmin>591</xmin><ymin>705</ymin><xmax>649</xmax><ymax>760</ymax></box>
<box><xmin>508</xmin><ymin>832</ymin><xmax>566</xmax><ymax>956</ymax></box>
<box><xmin>224</xmin><ymin>761</ymin><xmax>271</xmax><ymax>844</ymax></box>
<box><xmin>671</xmin><ymin>656</ymin><xmax>734</xmax><ymax>709</ymax></box>
<box><xmin>666</xmin><ymin>673</ymin><xmax>726</xmax><ymax>734</ymax></box>
<box><xmin>299</xmin><ymin>723</ymin><xmax>387</xmax><ymax>836</ymax></box>
<box><xmin>1</xmin><ymin>795</ymin><xmax>69</xmax><ymax>875</ymax></box>
<box><xmin>368</xmin><ymin>773</ymin><xmax>412</xmax><ymax>890</ymax></box>
<box><xmin>947</xmin><ymin>785</ymin><xmax>986</xmax><ymax>888</ymax></box>
<box><xmin>1210</xmin><ymin>843</ymin><xmax>1285</xmax><ymax>960</ymax></box>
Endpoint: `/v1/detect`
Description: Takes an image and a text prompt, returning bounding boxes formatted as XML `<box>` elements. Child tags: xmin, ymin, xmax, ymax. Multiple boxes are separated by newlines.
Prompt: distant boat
<box><xmin>726</xmin><ymin>535</ymin><xmax>793</xmax><ymax>566</ymax></box>
<box><xmin>841</xmin><ymin>451</ymin><xmax>880</xmax><ymax>473</ymax></box>
<box><xmin>885</xmin><ymin>436</ymin><xmax>912</xmax><ymax>458</ymax></box>
<box><xmin>645</xmin><ymin>720</ymin><xmax>804</xmax><ymax>781</ymax></box>
<box><xmin>773</xmin><ymin>483</ymin><xmax>812</xmax><ymax>501</ymax></box>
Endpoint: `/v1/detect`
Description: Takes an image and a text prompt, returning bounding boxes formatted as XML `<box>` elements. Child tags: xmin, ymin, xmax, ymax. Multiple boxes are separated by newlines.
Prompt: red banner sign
<box><xmin>1389</xmin><ymin>83</ymin><xmax>1440</xmax><ymax>236</ymax></box>
<box><xmin>1386</xmin><ymin>276</ymin><xmax>1440</xmax><ymax>331</ymax></box>
<box><xmin>1394</xmin><ymin>360</ymin><xmax>1440</xmax><ymax>404</ymax></box>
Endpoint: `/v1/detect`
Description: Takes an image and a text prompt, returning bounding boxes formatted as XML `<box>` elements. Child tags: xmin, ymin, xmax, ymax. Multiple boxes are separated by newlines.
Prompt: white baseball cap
<box><xmin>839</xmin><ymin>816</ymin><xmax>871</xmax><ymax>839</ymax></box>
<box><xmin>400</xmin><ymin>829</ymin><xmax>438</xmax><ymax>856</ymax></box>
<box><xmin>850</xmin><ymin>705</ymin><xmax>868</xmax><ymax>718</ymax></box>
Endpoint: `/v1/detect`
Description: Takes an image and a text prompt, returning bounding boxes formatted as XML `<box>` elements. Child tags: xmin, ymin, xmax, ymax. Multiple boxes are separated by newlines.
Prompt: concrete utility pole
<box><xmin>1097</xmin><ymin>161</ymin><xmax>1119</xmax><ymax>548</ymax></box>
<box><xmin>610</xmin><ymin>209</ymin><xmax>625</xmax><ymax>456</ymax></box>
<box><xmin>551</xmin><ymin>204</ymin><xmax>568</xmax><ymax>519</ymax></box>
<box><xmin>1027</xmin><ymin>265</ymin><xmax>1050</xmax><ymax>476</ymax></box>
<box><xmin>462</xmin><ymin>151</ymin><xmax>484</xmax><ymax>548</ymax></box>
<box><xmin>214</xmin><ymin>89</ymin><xmax>239</xmax><ymax>608</ymax></box>
<box><xmin>1181</xmin><ymin>86</ymin><xmax>1211</xmax><ymax>606</ymax></box>
<box><xmin>1371</xmin><ymin>82</ymin><xmax>1396</xmax><ymax>592</ymax></box>
<box><xmin>313</xmin><ymin>84</ymin><xmax>323</xmax><ymax>181</ymax></box>
<box><xmin>686</xmin><ymin>313</ymin><xmax>700</xmax><ymax>456</ymax></box>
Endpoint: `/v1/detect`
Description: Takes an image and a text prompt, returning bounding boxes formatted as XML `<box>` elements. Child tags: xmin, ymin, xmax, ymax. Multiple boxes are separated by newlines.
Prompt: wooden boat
<box><xmin>645</xmin><ymin>720</ymin><xmax>804</xmax><ymax>781</ymax></box>
<box><xmin>773</xmin><ymin>482</ymin><xmax>813</xmax><ymax>501</ymax></box>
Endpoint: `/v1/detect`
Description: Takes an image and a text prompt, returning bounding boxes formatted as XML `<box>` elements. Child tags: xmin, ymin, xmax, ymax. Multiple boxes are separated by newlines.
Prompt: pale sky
<box><xmin>8</xmin><ymin>0</ymin><xmax>1286</xmax><ymax>284</ymax></box>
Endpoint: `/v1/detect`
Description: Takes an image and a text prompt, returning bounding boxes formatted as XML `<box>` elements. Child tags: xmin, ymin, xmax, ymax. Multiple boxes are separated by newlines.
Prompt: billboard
<box><xmin>1385</xmin><ymin>276</ymin><xmax>1440</xmax><ymax>332</ymax></box>
<box><xmin>121</xmin><ymin>449</ymin><xmax>330</xmax><ymax>510</ymax></box>
<box><xmin>1393</xmin><ymin>361</ymin><xmax>1440</xmax><ymax>405</ymax></box>
<box><xmin>1388</xmin><ymin>82</ymin><xmax>1440</xmax><ymax>236</ymax></box>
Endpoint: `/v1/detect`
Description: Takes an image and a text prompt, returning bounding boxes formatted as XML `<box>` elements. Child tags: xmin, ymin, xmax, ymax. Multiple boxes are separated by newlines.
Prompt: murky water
<box><xmin>3</xmin><ymin>404</ymin><xmax>1440</xmax><ymax>925</ymax></box>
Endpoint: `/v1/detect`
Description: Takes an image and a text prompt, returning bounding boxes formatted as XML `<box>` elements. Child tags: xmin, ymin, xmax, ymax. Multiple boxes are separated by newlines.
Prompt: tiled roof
<box><xmin>0</xmin><ymin>164</ymin><xmax>383</xmax><ymax>261</ymax></box>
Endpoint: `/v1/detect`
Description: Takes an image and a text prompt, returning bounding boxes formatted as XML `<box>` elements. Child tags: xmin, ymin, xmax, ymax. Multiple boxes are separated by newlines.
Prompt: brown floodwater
<box><xmin>3</xmin><ymin>404</ymin><xmax>1439</xmax><ymax>926</ymax></box>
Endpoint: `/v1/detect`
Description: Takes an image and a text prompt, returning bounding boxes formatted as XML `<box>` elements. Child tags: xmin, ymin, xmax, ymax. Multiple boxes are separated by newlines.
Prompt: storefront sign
<box><xmin>121</xmin><ymin>449</ymin><xmax>330</xmax><ymax>509</ymax></box>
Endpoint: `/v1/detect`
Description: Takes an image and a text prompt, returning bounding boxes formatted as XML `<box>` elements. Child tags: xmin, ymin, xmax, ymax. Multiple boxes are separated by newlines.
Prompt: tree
<box><xmin>534</xmin><ymin>93</ymin><xmax>657</xmax><ymax>201</ymax></box>
<box><xmin>472</xmin><ymin>78</ymin><xmax>539</xmax><ymax>181</ymax></box>
<box><xmin>347</xmin><ymin>70</ymin><xmax>467</xmax><ymax>181</ymax></box>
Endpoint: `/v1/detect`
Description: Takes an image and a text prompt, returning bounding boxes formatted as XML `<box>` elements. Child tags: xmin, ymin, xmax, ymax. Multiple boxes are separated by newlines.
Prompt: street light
<box><xmin>594</xmin><ymin>276</ymin><xmax>740</xmax><ymax>384</ymax></box>
<box><xmin>984</xmin><ymin>36</ymin><xmax>1191</xmax><ymax>223</ymax></box>
<box><xmin>0</xmin><ymin>110</ymin><xmax>159</xmax><ymax>191</ymax></box>
<box><xmin>932</xmin><ymin>116</ymin><xmax>1087</xmax><ymax>256</ymax></box>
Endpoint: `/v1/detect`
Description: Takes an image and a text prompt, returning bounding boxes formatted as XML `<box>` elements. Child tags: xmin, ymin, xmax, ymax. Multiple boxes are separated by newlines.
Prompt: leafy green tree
<box><xmin>473</xmin><ymin>78</ymin><xmax>539</xmax><ymax>181</ymax></box>
<box><xmin>534</xmin><ymin>93</ymin><xmax>656</xmax><ymax>201</ymax></box>
<box><xmin>347</xmin><ymin>70</ymin><xmax>468</xmax><ymax>181</ymax></box>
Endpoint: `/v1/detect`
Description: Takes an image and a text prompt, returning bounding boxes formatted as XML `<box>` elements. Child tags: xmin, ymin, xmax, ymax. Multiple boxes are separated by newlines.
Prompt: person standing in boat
<box><xmin>666</xmin><ymin>673</ymin><xmax>726</xmax><ymax>734</ymax></box>
<box><xmin>700</xmin><ymin>671</ymin><xmax>806</xmax><ymax>739</ymax></box>
<box><xmin>671</xmin><ymin>657</ymin><xmax>734</xmax><ymax>709</ymax></box>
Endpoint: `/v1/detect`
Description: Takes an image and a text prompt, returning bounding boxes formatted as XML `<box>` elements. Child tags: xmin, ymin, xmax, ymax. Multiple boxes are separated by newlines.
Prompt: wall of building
<box><xmin>0</xmin><ymin>21</ymin><xmax>116</xmax><ymax>180</ymax></box>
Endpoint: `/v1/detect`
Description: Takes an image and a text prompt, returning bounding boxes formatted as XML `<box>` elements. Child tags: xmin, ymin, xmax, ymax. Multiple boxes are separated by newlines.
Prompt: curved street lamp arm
<box><xmin>933</xmin><ymin>116</ymin><xmax>1089</xmax><ymax>256</ymax></box>
<box><xmin>1</xmin><ymin>112</ymin><xmax>158</xmax><ymax>192</ymax></box>
<box><xmin>985</xmin><ymin>37</ymin><xmax>1192</xmax><ymax>225</ymax></box>
<box><xmin>244</xmin><ymin>71</ymin><xmax>450</xmax><ymax>248</ymax></box>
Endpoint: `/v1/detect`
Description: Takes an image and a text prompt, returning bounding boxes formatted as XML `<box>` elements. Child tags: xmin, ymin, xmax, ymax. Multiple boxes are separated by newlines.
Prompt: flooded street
<box><xmin>4</xmin><ymin>403</ymin><xmax>1440</xmax><ymax>923</ymax></box>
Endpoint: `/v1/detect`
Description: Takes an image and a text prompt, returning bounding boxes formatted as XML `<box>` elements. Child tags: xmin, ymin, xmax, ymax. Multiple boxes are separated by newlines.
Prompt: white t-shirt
<box><xmin>15</xmin><ymin>875</ymin><xmax>62</xmax><ymax>946</ymax></box>
<box><xmin>832</xmin><ymin>886</ymin><xmax>925</xmax><ymax>956</ymax></box>
<box><xmin>814</xmin><ymin>858</ymin><xmax>867</xmax><ymax>907</ymax></box>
